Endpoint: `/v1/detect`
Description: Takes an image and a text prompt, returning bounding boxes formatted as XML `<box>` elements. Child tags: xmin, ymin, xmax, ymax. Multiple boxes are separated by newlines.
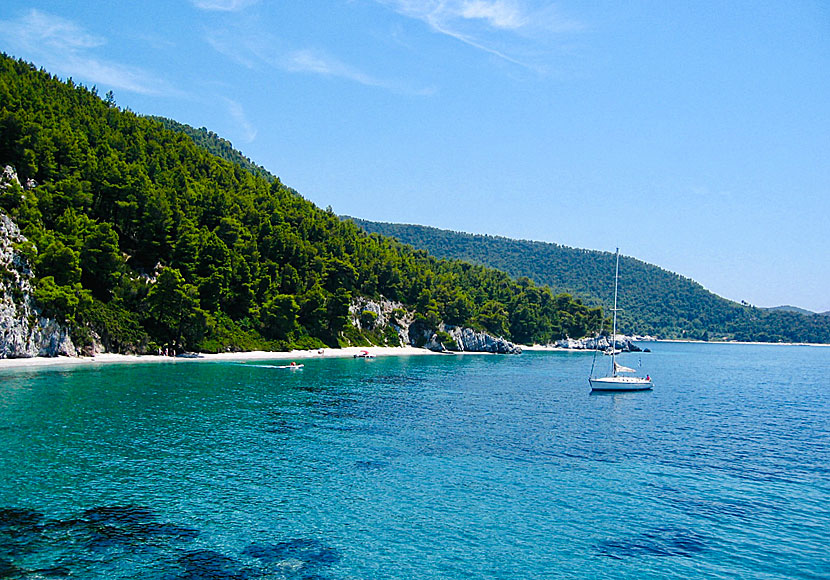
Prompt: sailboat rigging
<box><xmin>588</xmin><ymin>248</ymin><xmax>653</xmax><ymax>392</ymax></box>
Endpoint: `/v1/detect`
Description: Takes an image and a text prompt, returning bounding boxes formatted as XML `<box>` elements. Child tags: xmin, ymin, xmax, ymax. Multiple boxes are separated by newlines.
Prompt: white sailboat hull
<box><xmin>589</xmin><ymin>376</ymin><xmax>653</xmax><ymax>391</ymax></box>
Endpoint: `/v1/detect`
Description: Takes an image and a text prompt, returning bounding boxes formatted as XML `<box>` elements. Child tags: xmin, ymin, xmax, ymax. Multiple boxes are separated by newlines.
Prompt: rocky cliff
<box><xmin>350</xmin><ymin>297</ymin><xmax>521</xmax><ymax>354</ymax></box>
<box><xmin>0</xmin><ymin>168</ymin><xmax>76</xmax><ymax>358</ymax></box>
<box><xmin>553</xmin><ymin>335</ymin><xmax>645</xmax><ymax>352</ymax></box>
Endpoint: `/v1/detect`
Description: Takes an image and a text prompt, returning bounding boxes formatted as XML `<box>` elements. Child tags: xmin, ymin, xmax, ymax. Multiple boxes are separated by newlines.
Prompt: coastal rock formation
<box><xmin>554</xmin><ymin>335</ymin><xmax>643</xmax><ymax>352</ymax></box>
<box><xmin>350</xmin><ymin>296</ymin><xmax>412</xmax><ymax>346</ymax></box>
<box><xmin>445</xmin><ymin>325</ymin><xmax>522</xmax><ymax>354</ymax></box>
<box><xmin>0</xmin><ymin>206</ymin><xmax>77</xmax><ymax>358</ymax></box>
<box><xmin>351</xmin><ymin>297</ymin><xmax>521</xmax><ymax>354</ymax></box>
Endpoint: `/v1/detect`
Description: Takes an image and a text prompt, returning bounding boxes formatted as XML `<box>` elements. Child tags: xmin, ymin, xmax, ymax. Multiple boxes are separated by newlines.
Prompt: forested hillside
<box><xmin>0</xmin><ymin>54</ymin><xmax>604</xmax><ymax>354</ymax></box>
<box><xmin>150</xmin><ymin>117</ymin><xmax>277</xmax><ymax>185</ymax></box>
<box><xmin>351</xmin><ymin>219</ymin><xmax>830</xmax><ymax>343</ymax></box>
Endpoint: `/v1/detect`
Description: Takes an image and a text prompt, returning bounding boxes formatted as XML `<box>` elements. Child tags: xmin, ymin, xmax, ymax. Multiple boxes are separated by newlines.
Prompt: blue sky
<box><xmin>1</xmin><ymin>1</ymin><xmax>828</xmax><ymax>311</ymax></box>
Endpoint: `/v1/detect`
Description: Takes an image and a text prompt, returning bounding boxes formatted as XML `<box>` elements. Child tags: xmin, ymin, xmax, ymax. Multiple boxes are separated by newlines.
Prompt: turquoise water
<box><xmin>0</xmin><ymin>342</ymin><xmax>828</xmax><ymax>579</ymax></box>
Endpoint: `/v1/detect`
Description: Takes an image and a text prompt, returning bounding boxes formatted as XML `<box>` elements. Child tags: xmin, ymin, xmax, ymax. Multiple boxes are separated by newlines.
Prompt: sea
<box><xmin>0</xmin><ymin>342</ymin><xmax>827</xmax><ymax>579</ymax></box>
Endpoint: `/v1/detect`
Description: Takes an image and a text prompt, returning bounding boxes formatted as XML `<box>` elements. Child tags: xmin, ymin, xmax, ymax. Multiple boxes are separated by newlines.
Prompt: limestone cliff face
<box><xmin>443</xmin><ymin>326</ymin><xmax>521</xmax><ymax>354</ymax></box>
<box><xmin>350</xmin><ymin>297</ymin><xmax>521</xmax><ymax>354</ymax></box>
<box><xmin>0</xmin><ymin>169</ymin><xmax>76</xmax><ymax>357</ymax></box>
<box><xmin>554</xmin><ymin>335</ymin><xmax>642</xmax><ymax>352</ymax></box>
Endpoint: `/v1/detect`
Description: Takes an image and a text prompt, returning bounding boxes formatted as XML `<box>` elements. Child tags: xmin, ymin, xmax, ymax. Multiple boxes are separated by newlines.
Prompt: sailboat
<box><xmin>589</xmin><ymin>248</ymin><xmax>653</xmax><ymax>392</ymax></box>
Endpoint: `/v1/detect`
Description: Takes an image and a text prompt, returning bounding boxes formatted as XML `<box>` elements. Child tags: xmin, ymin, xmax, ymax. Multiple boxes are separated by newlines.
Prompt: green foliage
<box><xmin>84</xmin><ymin>299</ymin><xmax>148</xmax><ymax>353</ymax></box>
<box><xmin>261</xmin><ymin>294</ymin><xmax>299</xmax><ymax>340</ymax></box>
<box><xmin>435</xmin><ymin>330</ymin><xmax>457</xmax><ymax>350</ymax></box>
<box><xmin>145</xmin><ymin>267</ymin><xmax>206</xmax><ymax>350</ymax></box>
<box><xmin>37</xmin><ymin>238</ymin><xmax>81</xmax><ymax>286</ymax></box>
<box><xmin>0</xmin><ymin>53</ymin><xmax>615</xmax><ymax>352</ymax></box>
<box><xmin>199</xmin><ymin>313</ymin><xmax>279</xmax><ymax>354</ymax></box>
<box><xmin>474</xmin><ymin>300</ymin><xmax>509</xmax><ymax>337</ymax></box>
<box><xmin>359</xmin><ymin>310</ymin><xmax>378</xmax><ymax>329</ymax></box>
<box><xmin>149</xmin><ymin>117</ymin><xmax>278</xmax><ymax>184</ymax></box>
<box><xmin>33</xmin><ymin>276</ymin><xmax>91</xmax><ymax>323</ymax></box>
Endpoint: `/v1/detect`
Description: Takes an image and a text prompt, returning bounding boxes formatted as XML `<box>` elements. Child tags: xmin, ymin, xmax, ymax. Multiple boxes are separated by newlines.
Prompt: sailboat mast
<box><xmin>611</xmin><ymin>248</ymin><xmax>619</xmax><ymax>375</ymax></box>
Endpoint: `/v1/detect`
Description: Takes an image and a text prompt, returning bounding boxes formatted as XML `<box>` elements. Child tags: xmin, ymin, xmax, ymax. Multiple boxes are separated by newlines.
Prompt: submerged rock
<box><xmin>0</xmin><ymin>508</ymin><xmax>44</xmax><ymax>530</ymax></box>
<box><xmin>177</xmin><ymin>549</ymin><xmax>250</xmax><ymax>580</ymax></box>
<box><xmin>595</xmin><ymin>527</ymin><xmax>706</xmax><ymax>559</ymax></box>
<box><xmin>242</xmin><ymin>538</ymin><xmax>341</xmax><ymax>574</ymax></box>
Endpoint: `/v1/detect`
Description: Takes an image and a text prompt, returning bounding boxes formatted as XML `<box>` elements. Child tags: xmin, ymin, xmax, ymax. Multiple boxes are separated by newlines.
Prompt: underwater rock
<box><xmin>176</xmin><ymin>549</ymin><xmax>250</xmax><ymax>580</ymax></box>
<box><xmin>242</xmin><ymin>538</ymin><xmax>341</xmax><ymax>568</ymax></box>
<box><xmin>0</xmin><ymin>556</ymin><xmax>23</xmax><ymax>578</ymax></box>
<box><xmin>354</xmin><ymin>459</ymin><xmax>390</xmax><ymax>470</ymax></box>
<box><xmin>79</xmin><ymin>505</ymin><xmax>197</xmax><ymax>551</ymax></box>
<box><xmin>0</xmin><ymin>508</ymin><xmax>44</xmax><ymax>530</ymax></box>
<box><xmin>85</xmin><ymin>524</ymin><xmax>137</xmax><ymax>551</ymax></box>
<box><xmin>82</xmin><ymin>505</ymin><xmax>157</xmax><ymax>526</ymax></box>
<box><xmin>595</xmin><ymin>527</ymin><xmax>706</xmax><ymax>559</ymax></box>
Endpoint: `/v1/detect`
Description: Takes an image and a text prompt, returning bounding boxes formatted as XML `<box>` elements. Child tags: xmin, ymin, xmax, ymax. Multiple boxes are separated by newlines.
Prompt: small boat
<box><xmin>589</xmin><ymin>248</ymin><xmax>653</xmax><ymax>392</ymax></box>
<box><xmin>239</xmin><ymin>362</ymin><xmax>303</xmax><ymax>369</ymax></box>
<box><xmin>353</xmin><ymin>350</ymin><xmax>376</xmax><ymax>359</ymax></box>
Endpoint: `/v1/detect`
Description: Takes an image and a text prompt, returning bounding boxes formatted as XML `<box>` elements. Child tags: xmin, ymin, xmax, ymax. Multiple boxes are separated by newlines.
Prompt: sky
<box><xmin>1</xmin><ymin>1</ymin><xmax>828</xmax><ymax>312</ymax></box>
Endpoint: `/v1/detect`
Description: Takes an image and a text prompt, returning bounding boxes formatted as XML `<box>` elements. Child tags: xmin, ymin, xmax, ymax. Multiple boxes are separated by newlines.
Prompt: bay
<box><xmin>0</xmin><ymin>342</ymin><xmax>828</xmax><ymax>579</ymax></box>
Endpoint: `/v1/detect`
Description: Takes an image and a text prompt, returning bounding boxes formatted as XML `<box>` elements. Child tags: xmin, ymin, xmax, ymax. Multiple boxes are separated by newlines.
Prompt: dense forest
<box><xmin>351</xmin><ymin>219</ymin><xmax>830</xmax><ymax>343</ymax></box>
<box><xmin>0</xmin><ymin>53</ymin><xmax>605</xmax><ymax>354</ymax></box>
<box><xmin>150</xmin><ymin>117</ymin><xmax>277</xmax><ymax>185</ymax></box>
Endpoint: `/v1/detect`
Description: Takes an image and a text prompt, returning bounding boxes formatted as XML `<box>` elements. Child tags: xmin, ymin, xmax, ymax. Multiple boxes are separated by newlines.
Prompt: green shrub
<box><xmin>435</xmin><ymin>330</ymin><xmax>457</xmax><ymax>350</ymax></box>
<box><xmin>359</xmin><ymin>309</ymin><xmax>378</xmax><ymax>329</ymax></box>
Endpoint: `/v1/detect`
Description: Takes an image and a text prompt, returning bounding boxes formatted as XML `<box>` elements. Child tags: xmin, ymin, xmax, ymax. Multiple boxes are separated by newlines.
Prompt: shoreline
<box><xmin>2</xmin><ymin>338</ymin><xmax>828</xmax><ymax>371</ymax></box>
<box><xmin>525</xmin><ymin>339</ymin><xmax>830</xmax><ymax>350</ymax></box>
<box><xmin>0</xmin><ymin>345</ymin><xmax>443</xmax><ymax>371</ymax></box>
<box><xmin>653</xmin><ymin>338</ymin><xmax>830</xmax><ymax>347</ymax></box>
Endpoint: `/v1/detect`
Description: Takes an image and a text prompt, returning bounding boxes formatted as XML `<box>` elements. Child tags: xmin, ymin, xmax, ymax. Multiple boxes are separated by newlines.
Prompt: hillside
<box><xmin>149</xmin><ymin>117</ymin><xmax>278</xmax><ymax>185</ymax></box>
<box><xmin>0</xmin><ymin>53</ymin><xmax>605</xmax><ymax>355</ymax></box>
<box><xmin>765</xmin><ymin>305</ymin><xmax>816</xmax><ymax>316</ymax></box>
<box><xmin>350</xmin><ymin>219</ymin><xmax>830</xmax><ymax>343</ymax></box>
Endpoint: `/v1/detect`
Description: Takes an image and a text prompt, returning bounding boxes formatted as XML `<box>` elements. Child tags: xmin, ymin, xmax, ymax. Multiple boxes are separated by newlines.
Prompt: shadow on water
<box><xmin>169</xmin><ymin>549</ymin><xmax>250</xmax><ymax>580</ymax></box>
<box><xmin>588</xmin><ymin>390</ymin><xmax>654</xmax><ymax>398</ymax></box>
<box><xmin>594</xmin><ymin>527</ymin><xmax>707</xmax><ymax>559</ymax></box>
<box><xmin>0</xmin><ymin>505</ymin><xmax>340</xmax><ymax>579</ymax></box>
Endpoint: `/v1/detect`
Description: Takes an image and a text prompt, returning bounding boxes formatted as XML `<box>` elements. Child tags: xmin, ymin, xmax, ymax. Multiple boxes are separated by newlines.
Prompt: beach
<box><xmin>4</xmin><ymin>339</ymin><xmax>825</xmax><ymax>371</ymax></box>
<box><xmin>0</xmin><ymin>345</ymin><xmax>442</xmax><ymax>370</ymax></box>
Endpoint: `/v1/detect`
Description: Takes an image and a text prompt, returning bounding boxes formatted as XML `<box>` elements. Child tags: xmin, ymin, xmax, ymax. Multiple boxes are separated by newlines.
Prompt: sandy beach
<box><xmin>0</xmin><ymin>345</ymin><xmax>443</xmax><ymax>371</ymax></box>
<box><xmin>3</xmin><ymin>339</ymin><xmax>825</xmax><ymax>371</ymax></box>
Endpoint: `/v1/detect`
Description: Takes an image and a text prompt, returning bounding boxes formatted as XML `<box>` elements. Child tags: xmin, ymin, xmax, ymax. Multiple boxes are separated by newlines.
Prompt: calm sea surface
<box><xmin>0</xmin><ymin>342</ymin><xmax>828</xmax><ymax>579</ymax></box>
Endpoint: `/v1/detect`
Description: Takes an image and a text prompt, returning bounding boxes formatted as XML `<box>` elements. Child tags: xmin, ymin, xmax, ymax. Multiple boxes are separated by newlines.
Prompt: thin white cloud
<box><xmin>0</xmin><ymin>9</ymin><xmax>178</xmax><ymax>96</ymax></box>
<box><xmin>459</xmin><ymin>0</ymin><xmax>527</xmax><ymax>29</ymax></box>
<box><xmin>207</xmin><ymin>25</ymin><xmax>434</xmax><ymax>95</ymax></box>
<box><xmin>425</xmin><ymin>15</ymin><xmax>529</xmax><ymax>67</ymax></box>
<box><xmin>190</xmin><ymin>0</ymin><xmax>259</xmax><ymax>12</ymax></box>
<box><xmin>282</xmin><ymin>47</ymin><xmax>435</xmax><ymax>94</ymax></box>
<box><xmin>376</xmin><ymin>0</ymin><xmax>582</xmax><ymax>69</ymax></box>
<box><xmin>283</xmin><ymin>48</ymin><xmax>386</xmax><ymax>87</ymax></box>
<box><xmin>6</xmin><ymin>8</ymin><xmax>106</xmax><ymax>50</ymax></box>
<box><xmin>223</xmin><ymin>97</ymin><xmax>258</xmax><ymax>143</ymax></box>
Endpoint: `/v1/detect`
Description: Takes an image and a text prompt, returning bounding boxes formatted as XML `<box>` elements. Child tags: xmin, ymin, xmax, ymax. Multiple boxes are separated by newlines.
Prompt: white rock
<box><xmin>0</xmin><ymin>209</ymin><xmax>77</xmax><ymax>358</ymax></box>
